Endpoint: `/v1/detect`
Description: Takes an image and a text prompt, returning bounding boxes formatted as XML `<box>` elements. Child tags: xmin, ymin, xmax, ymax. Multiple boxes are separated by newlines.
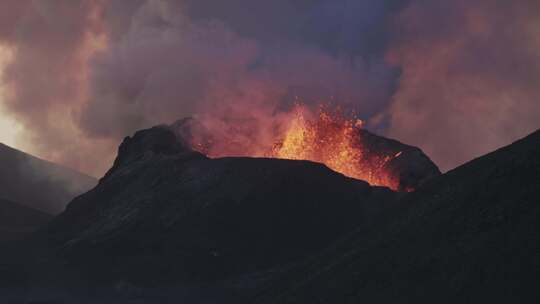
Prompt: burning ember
<box><xmin>269</xmin><ymin>105</ymin><xmax>402</xmax><ymax>190</ymax></box>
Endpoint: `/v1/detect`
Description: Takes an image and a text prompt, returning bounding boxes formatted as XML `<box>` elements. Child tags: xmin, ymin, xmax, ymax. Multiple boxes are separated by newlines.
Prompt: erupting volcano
<box><xmin>270</xmin><ymin>106</ymin><xmax>402</xmax><ymax>190</ymax></box>
<box><xmin>172</xmin><ymin>105</ymin><xmax>440</xmax><ymax>191</ymax></box>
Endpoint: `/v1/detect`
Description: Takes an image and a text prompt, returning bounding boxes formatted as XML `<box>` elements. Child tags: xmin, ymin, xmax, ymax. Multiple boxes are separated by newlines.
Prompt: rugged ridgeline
<box><xmin>254</xmin><ymin>129</ymin><xmax>540</xmax><ymax>304</ymax></box>
<box><xmin>172</xmin><ymin>118</ymin><xmax>441</xmax><ymax>191</ymax></box>
<box><xmin>12</xmin><ymin>125</ymin><xmax>401</xmax><ymax>303</ymax></box>
<box><xmin>0</xmin><ymin>143</ymin><xmax>97</xmax><ymax>214</ymax></box>
<box><xmin>2</xmin><ymin>125</ymin><xmax>538</xmax><ymax>303</ymax></box>
<box><xmin>0</xmin><ymin>198</ymin><xmax>52</xmax><ymax>242</ymax></box>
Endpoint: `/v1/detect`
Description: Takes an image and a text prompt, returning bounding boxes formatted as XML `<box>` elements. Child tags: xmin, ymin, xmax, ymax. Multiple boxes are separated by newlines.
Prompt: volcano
<box><xmin>2</xmin><ymin>124</ymin><xmax>401</xmax><ymax>302</ymax></box>
<box><xmin>1</xmin><ymin>124</ymin><xmax>539</xmax><ymax>303</ymax></box>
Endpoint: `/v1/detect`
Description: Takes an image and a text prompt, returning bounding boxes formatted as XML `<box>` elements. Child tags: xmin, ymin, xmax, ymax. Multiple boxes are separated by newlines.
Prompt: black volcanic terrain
<box><xmin>0</xmin><ymin>126</ymin><xmax>539</xmax><ymax>303</ymax></box>
<box><xmin>5</xmin><ymin>126</ymin><xmax>400</xmax><ymax>302</ymax></box>
<box><xmin>0</xmin><ymin>198</ymin><xmax>51</xmax><ymax>242</ymax></box>
<box><xmin>254</xmin><ymin>129</ymin><xmax>540</xmax><ymax>303</ymax></box>
<box><xmin>0</xmin><ymin>143</ymin><xmax>97</xmax><ymax>214</ymax></box>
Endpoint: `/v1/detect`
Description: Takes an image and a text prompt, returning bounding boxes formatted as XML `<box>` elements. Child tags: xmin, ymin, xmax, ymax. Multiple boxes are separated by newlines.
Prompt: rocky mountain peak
<box><xmin>103</xmin><ymin>125</ymin><xmax>200</xmax><ymax>180</ymax></box>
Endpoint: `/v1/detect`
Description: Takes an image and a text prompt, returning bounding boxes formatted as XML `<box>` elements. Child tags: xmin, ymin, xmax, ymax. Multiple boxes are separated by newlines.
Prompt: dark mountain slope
<box><xmin>0</xmin><ymin>198</ymin><xmax>52</xmax><ymax>242</ymax></box>
<box><xmin>6</xmin><ymin>125</ymin><xmax>536</xmax><ymax>304</ymax></box>
<box><xmin>0</xmin><ymin>143</ymin><xmax>97</xmax><ymax>214</ymax></box>
<box><xmin>254</xmin><ymin>129</ymin><xmax>540</xmax><ymax>304</ymax></box>
<box><xmin>5</xmin><ymin>125</ymin><xmax>399</xmax><ymax>303</ymax></box>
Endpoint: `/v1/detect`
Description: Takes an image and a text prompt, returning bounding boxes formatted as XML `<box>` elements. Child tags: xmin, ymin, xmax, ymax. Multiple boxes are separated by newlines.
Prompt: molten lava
<box><xmin>270</xmin><ymin>106</ymin><xmax>401</xmax><ymax>190</ymax></box>
<box><xmin>184</xmin><ymin>104</ymin><xmax>411</xmax><ymax>191</ymax></box>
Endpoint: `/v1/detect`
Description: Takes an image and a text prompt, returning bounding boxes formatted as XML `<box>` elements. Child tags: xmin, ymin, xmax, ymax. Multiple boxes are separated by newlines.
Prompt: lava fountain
<box><xmin>173</xmin><ymin>104</ymin><xmax>440</xmax><ymax>192</ymax></box>
<box><xmin>270</xmin><ymin>105</ymin><xmax>401</xmax><ymax>190</ymax></box>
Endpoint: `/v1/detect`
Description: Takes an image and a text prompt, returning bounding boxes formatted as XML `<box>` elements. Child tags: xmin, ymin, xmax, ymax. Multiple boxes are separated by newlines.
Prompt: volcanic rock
<box><xmin>254</xmin><ymin>129</ymin><xmax>540</xmax><ymax>304</ymax></box>
<box><xmin>354</xmin><ymin>128</ymin><xmax>441</xmax><ymax>191</ymax></box>
<box><xmin>4</xmin><ymin>124</ymin><xmax>538</xmax><ymax>303</ymax></box>
<box><xmin>0</xmin><ymin>198</ymin><xmax>51</xmax><ymax>242</ymax></box>
<box><xmin>7</xmin><ymin>125</ymin><xmax>398</xmax><ymax>302</ymax></box>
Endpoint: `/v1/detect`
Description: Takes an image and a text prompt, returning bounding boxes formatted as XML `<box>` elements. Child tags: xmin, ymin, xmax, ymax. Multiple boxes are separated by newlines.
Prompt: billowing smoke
<box><xmin>384</xmin><ymin>0</ymin><xmax>540</xmax><ymax>170</ymax></box>
<box><xmin>0</xmin><ymin>0</ymin><xmax>117</xmax><ymax>175</ymax></box>
<box><xmin>0</xmin><ymin>0</ymin><xmax>399</xmax><ymax>176</ymax></box>
<box><xmin>0</xmin><ymin>0</ymin><xmax>539</xmax><ymax>176</ymax></box>
<box><xmin>80</xmin><ymin>0</ymin><xmax>399</xmax><ymax>158</ymax></box>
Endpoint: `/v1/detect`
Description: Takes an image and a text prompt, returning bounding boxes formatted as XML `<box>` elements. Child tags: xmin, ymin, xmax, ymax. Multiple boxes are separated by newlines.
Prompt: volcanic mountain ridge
<box><xmin>2</xmin><ymin>122</ymin><xmax>538</xmax><ymax>304</ymax></box>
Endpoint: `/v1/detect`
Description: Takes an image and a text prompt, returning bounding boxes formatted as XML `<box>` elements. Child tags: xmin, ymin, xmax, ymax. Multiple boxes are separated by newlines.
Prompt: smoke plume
<box><xmin>0</xmin><ymin>0</ymin><xmax>117</xmax><ymax>175</ymax></box>
<box><xmin>385</xmin><ymin>0</ymin><xmax>540</xmax><ymax>170</ymax></box>
<box><xmin>0</xmin><ymin>0</ymin><xmax>539</xmax><ymax>176</ymax></box>
<box><xmin>0</xmin><ymin>0</ymin><xmax>399</xmax><ymax>176</ymax></box>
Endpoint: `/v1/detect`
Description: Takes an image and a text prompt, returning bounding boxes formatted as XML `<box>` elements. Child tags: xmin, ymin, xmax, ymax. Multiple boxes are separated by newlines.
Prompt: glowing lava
<box><xmin>184</xmin><ymin>104</ymin><xmax>410</xmax><ymax>191</ymax></box>
<box><xmin>270</xmin><ymin>105</ymin><xmax>401</xmax><ymax>190</ymax></box>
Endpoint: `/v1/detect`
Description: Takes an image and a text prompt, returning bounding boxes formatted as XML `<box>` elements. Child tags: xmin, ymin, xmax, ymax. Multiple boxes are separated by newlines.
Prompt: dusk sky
<box><xmin>0</xmin><ymin>0</ymin><xmax>539</xmax><ymax>176</ymax></box>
